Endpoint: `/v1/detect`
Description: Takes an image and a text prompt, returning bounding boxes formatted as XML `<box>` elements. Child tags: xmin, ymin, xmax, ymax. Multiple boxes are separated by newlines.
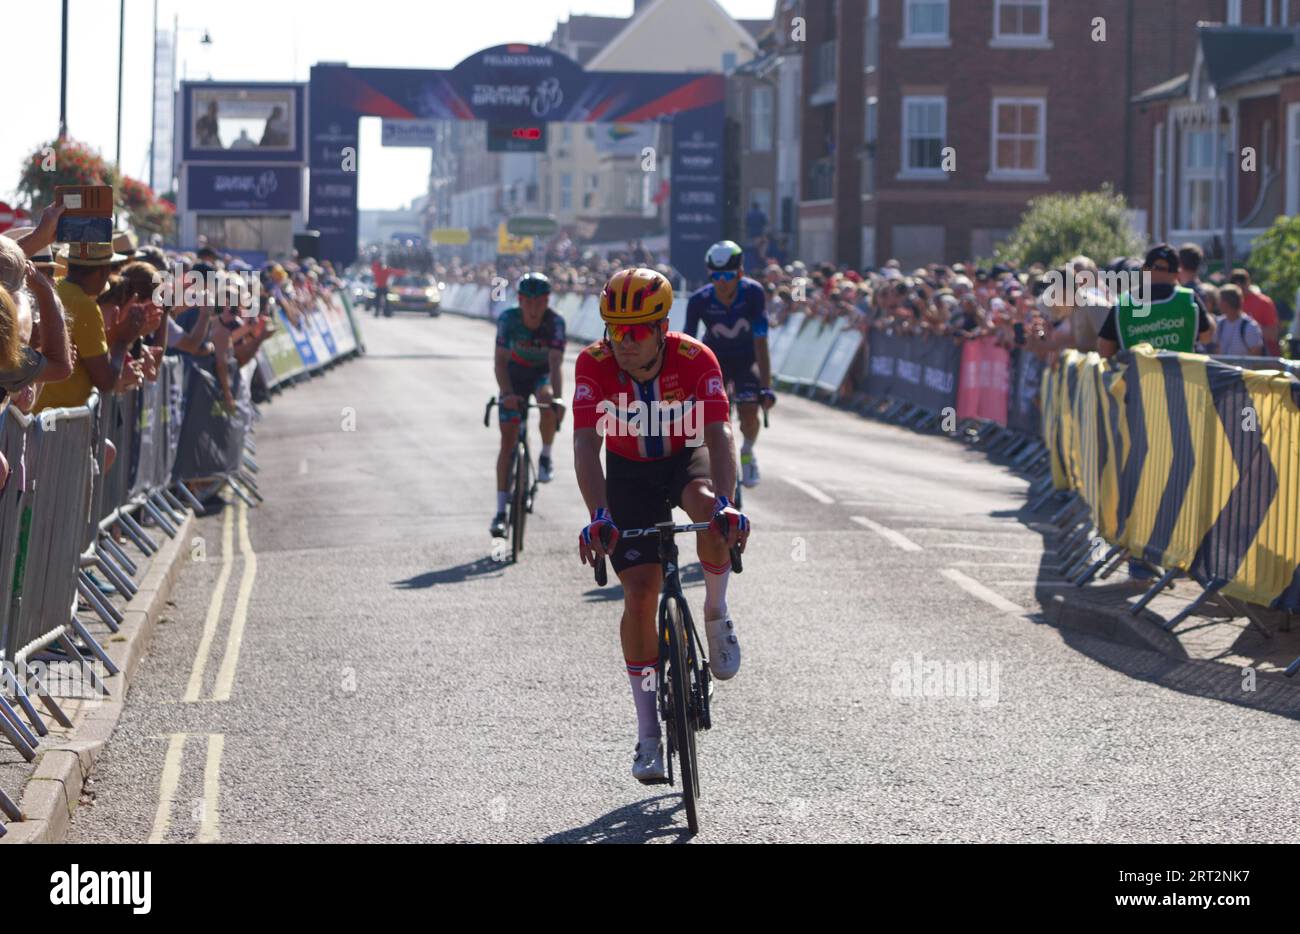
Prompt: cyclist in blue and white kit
<box><xmin>684</xmin><ymin>240</ymin><xmax>775</xmax><ymax>487</ymax></box>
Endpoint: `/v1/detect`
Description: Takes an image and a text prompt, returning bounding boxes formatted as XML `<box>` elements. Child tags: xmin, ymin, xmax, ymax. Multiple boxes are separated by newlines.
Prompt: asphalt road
<box><xmin>65</xmin><ymin>308</ymin><xmax>1300</xmax><ymax>843</ymax></box>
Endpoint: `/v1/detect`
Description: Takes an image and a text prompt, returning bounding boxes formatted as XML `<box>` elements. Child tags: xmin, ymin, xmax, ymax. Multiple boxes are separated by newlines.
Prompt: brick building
<box><xmin>1132</xmin><ymin>21</ymin><xmax>1300</xmax><ymax>267</ymax></box>
<box><xmin>782</xmin><ymin>0</ymin><xmax>1271</xmax><ymax>269</ymax></box>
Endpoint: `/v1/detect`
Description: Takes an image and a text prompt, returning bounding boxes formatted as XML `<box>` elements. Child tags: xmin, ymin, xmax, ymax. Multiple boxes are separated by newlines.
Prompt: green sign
<box><xmin>506</xmin><ymin>216</ymin><xmax>557</xmax><ymax>237</ymax></box>
<box><xmin>1116</xmin><ymin>287</ymin><xmax>1199</xmax><ymax>353</ymax></box>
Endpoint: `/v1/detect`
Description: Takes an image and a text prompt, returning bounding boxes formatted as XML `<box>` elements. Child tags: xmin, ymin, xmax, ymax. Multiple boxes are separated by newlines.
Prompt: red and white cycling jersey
<box><xmin>572</xmin><ymin>333</ymin><xmax>729</xmax><ymax>461</ymax></box>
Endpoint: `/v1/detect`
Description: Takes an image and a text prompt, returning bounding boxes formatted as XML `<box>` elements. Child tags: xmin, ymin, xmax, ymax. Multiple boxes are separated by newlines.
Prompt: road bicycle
<box><xmin>483</xmin><ymin>396</ymin><xmax>557</xmax><ymax>562</ymax></box>
<box><xmin>592</xmin><ymin>520</ymin><xmax>742</xmax><ymax>835</ymax></box>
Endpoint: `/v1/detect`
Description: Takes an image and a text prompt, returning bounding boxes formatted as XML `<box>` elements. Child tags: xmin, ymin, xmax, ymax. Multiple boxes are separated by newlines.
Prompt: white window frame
<box><xmin>899</xmin><ymin>95</ymin><xmax>949</xmax><ymax>180</ymax></box>
<box><xmin>991</xmin><ymin>0</ymin><xmax>1052</xmax><ymax>49</ymax></box>
<box><xmin>988</xmin><ymin>96</ymin><xmax>1048</xmax><ymax>180</ymax></box>
<box><xmin>750</xmin><ymin>85</ymin><xmax>774</xmax><ymax>152</ymax></box>
<box><xmin>1227</xmin><ymin>0</ymin><xmax>1242</xmax><ymax>24</ymax></box>
<box><xmin>901</xmin><ymin>0</ymin><xmax>950</xmax><ymax>48</ymax></box>
<box><xmin>1179</xmin><ymin>128</ymin><xmax>1218</xmax><ymax>230</ymax></box>
<box><xmin>560</xmin><ymin>172</ymin><xmax>573</xmax><ymax>211</ymax></box>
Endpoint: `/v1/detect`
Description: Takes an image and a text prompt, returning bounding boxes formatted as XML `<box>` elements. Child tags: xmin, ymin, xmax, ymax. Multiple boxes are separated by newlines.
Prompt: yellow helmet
<box><xmin>599</xmin><ymin>267</ymin><xmax>673</xmax><ymax>325</ymax></box>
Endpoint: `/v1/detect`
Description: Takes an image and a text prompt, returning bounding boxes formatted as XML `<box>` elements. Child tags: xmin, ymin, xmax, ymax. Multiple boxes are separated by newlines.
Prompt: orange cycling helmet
<box><xmin>599</xmin><ymin>267</ymin><xmax>673</xmax><ymax>325</ymax></box>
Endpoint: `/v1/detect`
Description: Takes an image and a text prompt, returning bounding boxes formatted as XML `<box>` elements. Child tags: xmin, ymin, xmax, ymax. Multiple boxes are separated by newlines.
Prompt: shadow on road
<box><xmin>392</xmin><ymin>556</ymin><xmax>506</xmax><ymax>589</ymax></box>
<box><xmin>542</xmin><ymin>794</ymin><xmax>693</xmax><ymax>844</ymax></box>
<box><xmin>582</xmin><ymin>563</ymin><xmax>704</xmax><ymax>602</ymax></box>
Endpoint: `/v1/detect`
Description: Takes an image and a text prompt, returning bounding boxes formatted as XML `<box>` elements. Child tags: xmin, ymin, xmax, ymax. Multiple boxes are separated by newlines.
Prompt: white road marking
<box><xmin>951</xmin><ymin>561</ymin><xmax>1044</xmax><ymax>568</ymax></box>
<box><xmin>199</xmin><ymin>734</ymin><xmax>224</xmax><ymax>843</ymax></box>
<box><xmin>941</xmin><ymin>568</ymin><xmax>1029</xmax><ymax>615</ymax></box>
<box><xmin>932</xmin><ymin>543</ymin><xmax>1046</xmax><ymax>553</ymax></box>
<box><xmin>183</xmin><ymin>508</ymin><xmax>234</xmax><ymax>703</ymax></box>
<box><xmin>782</xmin><ymin>477</ymin><xmax>835</xmax><ymax>504</ymax></box>
<box><xmin>850</xmin><ymin>516</ymin><xmax>924</xmax><ymax>552</ymax></box>
<box><xmin>901</xmin><ymin>527</ymin><xmax>1029</xmax><ymax>535</ymax></box>
<box><xmin>212</xmin><ymin>500</ymin><xmax>257</xmax><ymax>702</ymax></box>
<box><xmin>147</xmin><ymin>733</ymin><xmax>187</xmax><ymax>844</ymax></box>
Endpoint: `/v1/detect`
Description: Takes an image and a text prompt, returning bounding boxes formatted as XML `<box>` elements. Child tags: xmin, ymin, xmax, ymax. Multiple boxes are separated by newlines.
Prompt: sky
<box><xmin>9</xmin><ymin>0</ymin><xmax>775</xmax><ymax>212</ymax></box>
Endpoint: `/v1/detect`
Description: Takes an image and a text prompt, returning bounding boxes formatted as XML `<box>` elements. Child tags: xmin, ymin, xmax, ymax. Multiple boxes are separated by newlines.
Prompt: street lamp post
<box><xmin>116</xmin><ymin>0</ymin><xmax>125</xmax><ymax>174</ymax></box>
<box><xmin>59</xmin><ymin>0</ymin><xmax>69</xmax><ymax>140</ymax></box>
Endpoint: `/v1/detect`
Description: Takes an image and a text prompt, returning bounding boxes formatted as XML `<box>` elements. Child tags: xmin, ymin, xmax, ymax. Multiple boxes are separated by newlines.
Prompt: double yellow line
<box><xmin>149</xmin><ymin>498</ymin><xmax>258</xmax><ymax>842</ymax></box>
<box><xmin>183</xmin><ymin>499</ymin><xmax>258</xmax><ymax>703</ymax></box>
<box><xmin>147</xmin><ymin>732</ymin><xmax>224</xmax><ymax>844</ymax></box>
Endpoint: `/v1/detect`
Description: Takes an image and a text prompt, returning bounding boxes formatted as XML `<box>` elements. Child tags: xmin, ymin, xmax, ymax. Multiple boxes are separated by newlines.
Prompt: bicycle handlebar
<box><xmin>483</xmin><ymin>396</ymin><xmax>563</xmax><ymax>428</ymax></box>
<box><xmin>592</xmin><ymin>523</ymin><xmax>743</xmax><ymax>587</ymax></box>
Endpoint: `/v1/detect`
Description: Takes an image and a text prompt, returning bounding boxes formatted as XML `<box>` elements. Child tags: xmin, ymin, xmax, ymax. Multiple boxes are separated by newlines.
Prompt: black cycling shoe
<box><xmin>490</xmin><ymin>511</ymin><xmax>507</xmax><ymax>538</ymax></box>
<box><xmin>538</xmin><ymin>455</ymin><xmax>554</xmax><ymax>483</ymax></box>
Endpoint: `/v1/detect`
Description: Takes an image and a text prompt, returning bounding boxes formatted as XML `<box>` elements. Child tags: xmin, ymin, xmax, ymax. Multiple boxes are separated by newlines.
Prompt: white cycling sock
<box><xmin>626</xmin><ymin>658</ymin><xmax>660</xmax><ymax>740</ymax></box>
<box><xmin>496</xmin><ymin>491</ymin><xmax>507</xmax><ymax>513</ymax></box>
<box><xmin>541</xmin><ymin>444</ymin><xmax>552</xmax><ymax>460</ymax></box>
<box><xmin>701</xmin><ymin>557</ymin><xmax>731</xmax><ymax>620</ymax></box>
<box><xmin>741</xmin><ymin>438</ymin><xmax>754</xmax><ymax>455</ymax></box>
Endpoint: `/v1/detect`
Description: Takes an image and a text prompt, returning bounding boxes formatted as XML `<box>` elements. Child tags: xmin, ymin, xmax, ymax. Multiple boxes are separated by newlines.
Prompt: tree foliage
<box><xmin>995</xmin><ymin>185</ymin><xmax>1145</xmax><ymax>269</ymax></box>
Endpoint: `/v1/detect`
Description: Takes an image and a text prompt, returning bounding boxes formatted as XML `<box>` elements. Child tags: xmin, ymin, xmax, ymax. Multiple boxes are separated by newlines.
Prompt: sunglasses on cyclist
<box><xmin>710</xmin><ymin>270</ymin><xmax>739</xmax><ymax>282</ymax></box>
<box><xmin>606</xmin><ymin>322</ymin><xmax>661</xmax><ymax>343</ymax></box>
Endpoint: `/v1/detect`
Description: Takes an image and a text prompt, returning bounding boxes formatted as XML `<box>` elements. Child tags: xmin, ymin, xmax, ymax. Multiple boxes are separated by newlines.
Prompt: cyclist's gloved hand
<box><xmin>759</xmin><ymin>387</ymin><xmax>777</xmax><ymax>410</ymax></box>
<box><xmin>578</xmin><ymin>507</ymin><xmax>620</xmax><ymax>566</ymax></box>
<box><xmin>710</xmin><ymin>495</ymin><xmax>750</xmax><ymax>551</ymax></box>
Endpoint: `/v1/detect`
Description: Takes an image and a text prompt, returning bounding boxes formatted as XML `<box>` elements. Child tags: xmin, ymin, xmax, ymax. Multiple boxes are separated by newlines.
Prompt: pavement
<box><xmin>12</xmin><ymin>308</ymin><xmax>1296</xmax><ymax>844</ymax></box>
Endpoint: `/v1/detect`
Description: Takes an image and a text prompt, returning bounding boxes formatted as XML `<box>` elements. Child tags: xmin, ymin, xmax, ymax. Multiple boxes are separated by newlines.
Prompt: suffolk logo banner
<box><xmin>1044</xmin><ymin>346</ymin><xmax>1300</xmax><ymax>611</ymax></box>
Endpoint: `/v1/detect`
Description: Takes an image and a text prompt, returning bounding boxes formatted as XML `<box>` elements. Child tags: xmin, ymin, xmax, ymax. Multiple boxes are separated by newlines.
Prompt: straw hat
<box><xmin>58</xmin><ymin>242</ymin><xmax>129</xmax><ymax>266</ymax></box>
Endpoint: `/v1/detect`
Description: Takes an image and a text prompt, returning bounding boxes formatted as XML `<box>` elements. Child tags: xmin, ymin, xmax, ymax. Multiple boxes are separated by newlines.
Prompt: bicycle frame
<box><xmin>591</xmin><ymin>520</ymin><xmax>742</xmax><ymax>835</ymax></box>
<box><xmin>484</xmin><ymin>396</ymin><xmax>558</xmax><ymax>556</ymax></box>
<box><xmin>649</xmin><ymin>522</ymin><xmax>712</xmax><ymax>735</ymax></box>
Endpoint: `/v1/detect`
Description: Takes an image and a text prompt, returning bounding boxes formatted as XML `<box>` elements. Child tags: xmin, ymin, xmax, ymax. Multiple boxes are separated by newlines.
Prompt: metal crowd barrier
<box><xmin>1209</xmin><ymin>354</ymin><xmax>1300</xmax><ymax>376</ymax></box>
<box><xmin>0</xmin><ymin>337</ymin><xmax>278</xmax><ymax>830</ymax></box>
<box><xmin>0</xmin><ymin>398</ymin><xmax>98</xmax><ymax>763</ymax></box>
<box><xmin>1044</xmin><ymin>347</ymin><xmax>1300</xmax><ymax>642</ymax></box>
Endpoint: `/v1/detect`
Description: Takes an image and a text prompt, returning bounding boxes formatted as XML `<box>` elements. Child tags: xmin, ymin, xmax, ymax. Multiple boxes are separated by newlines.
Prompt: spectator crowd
<box><xmin>416</xmin><ymin>238</ymin><xmax>1297</xmax><ymax>372</ymax></box>
<box><xmin>0</xmin><ymin>205</ymin><xmax>352</xmax><ymax>505</ymax></box>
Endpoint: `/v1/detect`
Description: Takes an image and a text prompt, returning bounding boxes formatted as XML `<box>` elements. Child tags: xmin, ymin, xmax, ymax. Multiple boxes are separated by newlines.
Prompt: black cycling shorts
<box><xmin>717</xmin><ymin>355</ymin><xmax>761</xmax><ymax>403</ymax></box>
<box><xmin>500</xmin><ymin>362</ymin><xmax>551</xmax><ymax>425</ymax></box>
<box><xmin>606</xmin><ymin>446</ymin><xmax>711</xmax><ymax>574</ymax></box>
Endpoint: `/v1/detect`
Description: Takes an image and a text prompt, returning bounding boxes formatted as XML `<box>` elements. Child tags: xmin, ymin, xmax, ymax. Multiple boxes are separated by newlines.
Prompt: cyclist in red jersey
<box><xmin>573</xmin><ymin>267</ymin><xmax>750</xmax><ymax>785</ymax></box>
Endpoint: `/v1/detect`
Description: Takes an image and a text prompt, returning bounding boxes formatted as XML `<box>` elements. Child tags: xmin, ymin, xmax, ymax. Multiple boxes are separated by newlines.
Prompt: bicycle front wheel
<box><xmin>512</xmin><ymin>442</ymin><xmax>528</xmax><ymax>560</ymax></box>
<box><xmin>664</xmin><ymin>596</ymin><xmax>699</xmax><ymax>835</ymax></box>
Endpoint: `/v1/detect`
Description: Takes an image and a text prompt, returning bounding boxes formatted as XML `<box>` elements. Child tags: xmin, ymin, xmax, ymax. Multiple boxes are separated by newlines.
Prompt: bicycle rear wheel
<box><xmin>511</xmin><ymin>442</ymin><xmax>529</xmax><ymax>560</ymax></box>
<box><xmin>664</xmin><ymin>596</ymin><xmax>699</xmax><ymax>835</ymax></box>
